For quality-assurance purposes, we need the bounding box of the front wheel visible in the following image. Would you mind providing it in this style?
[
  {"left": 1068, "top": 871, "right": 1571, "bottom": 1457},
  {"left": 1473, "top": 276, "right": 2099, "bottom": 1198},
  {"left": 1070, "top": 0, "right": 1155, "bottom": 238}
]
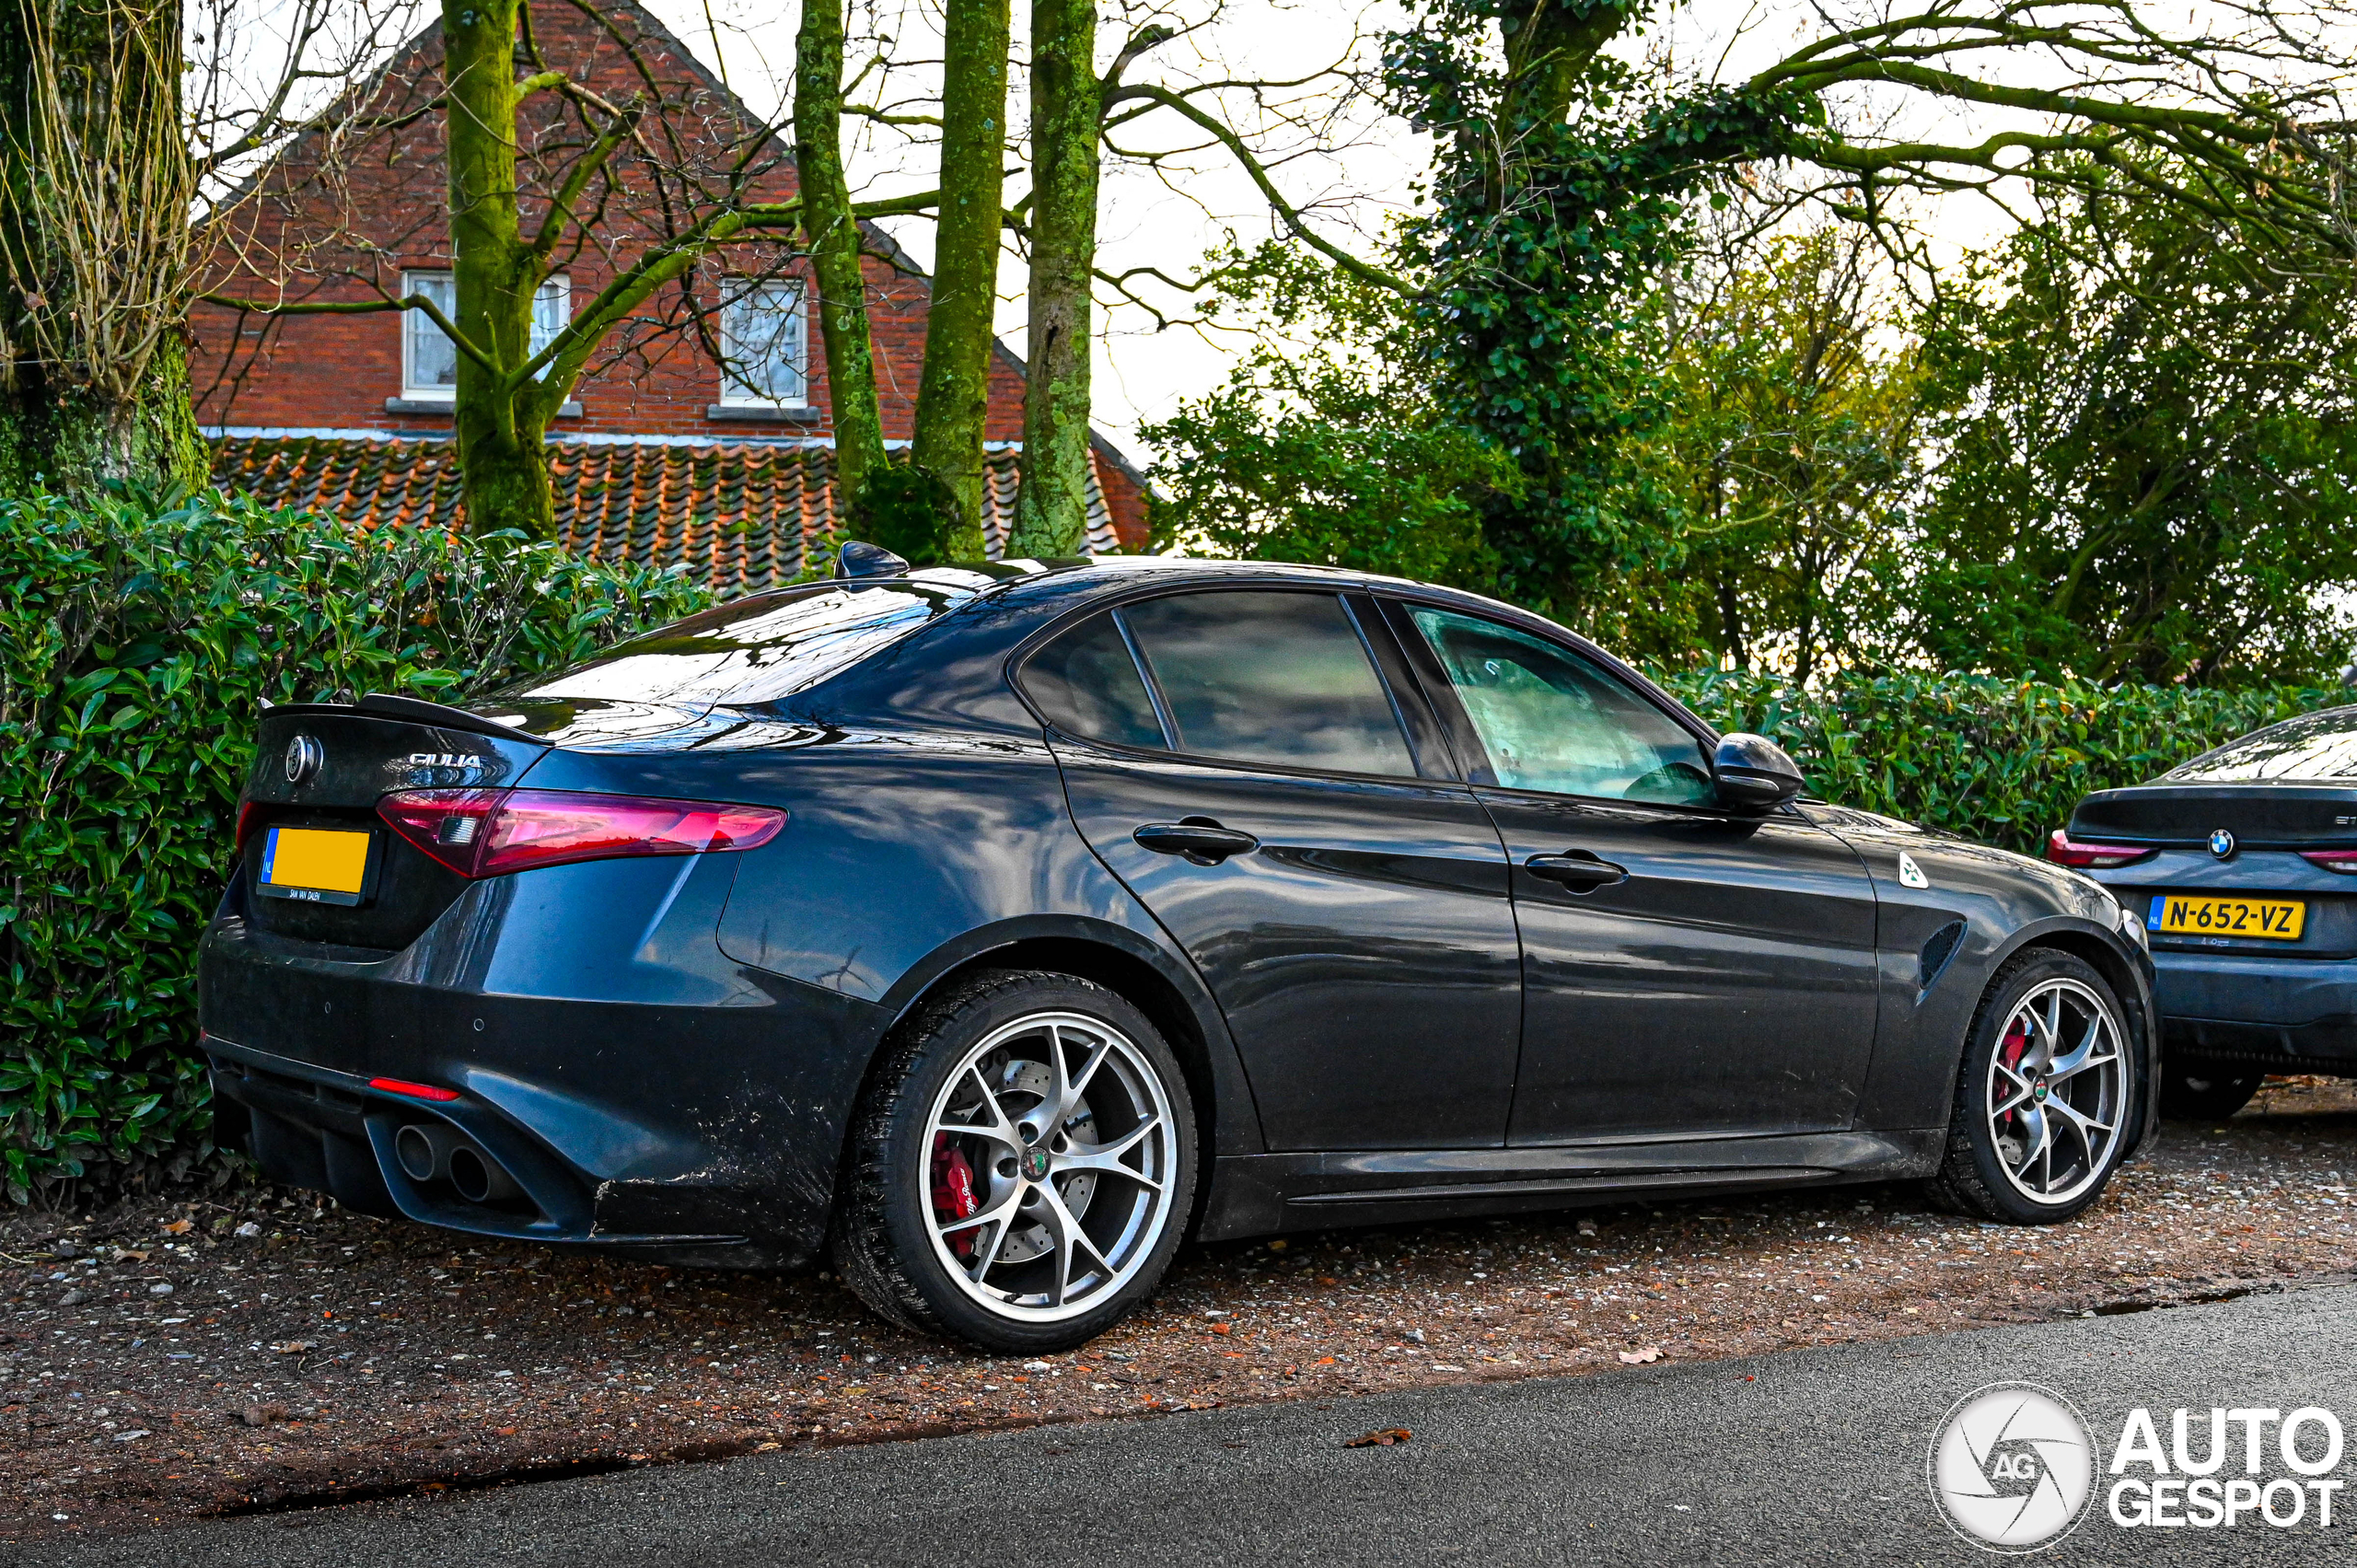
[
  {"left": 833, "top": 970, "right": 1196, "bottom": 1353},
  {"left": 1925, "top": 950, "right": 2138, "bottom": 1225}
]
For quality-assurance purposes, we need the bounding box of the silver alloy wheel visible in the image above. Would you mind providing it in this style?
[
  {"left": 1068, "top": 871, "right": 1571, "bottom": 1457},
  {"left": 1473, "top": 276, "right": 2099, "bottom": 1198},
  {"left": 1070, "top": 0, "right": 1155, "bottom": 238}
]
[
  {"left": 921, "top": 1010, "right": 1178, "bottom": 1323},
  {"left": 1985, "top": 977, "right": 2126, "bottom": 1206}
]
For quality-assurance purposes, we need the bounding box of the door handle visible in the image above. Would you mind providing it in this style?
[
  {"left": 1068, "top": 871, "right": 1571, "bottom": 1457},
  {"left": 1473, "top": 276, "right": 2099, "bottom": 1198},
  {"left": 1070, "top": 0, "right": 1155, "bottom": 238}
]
[
  {"left": 1524, "top": 852, "right": 1627, "bottom": 891},
  {"left": 1134, "top": 819, "right": 1260, "bottom": 865}
]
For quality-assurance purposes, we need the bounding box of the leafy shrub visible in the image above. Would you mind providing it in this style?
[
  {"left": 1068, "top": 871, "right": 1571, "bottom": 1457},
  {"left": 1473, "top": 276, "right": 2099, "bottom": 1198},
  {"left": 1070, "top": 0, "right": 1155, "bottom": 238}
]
[
  {"left": 1666, "top": 668, "right": 2341, "bottom": 854},
  {"left": 0, "top": 490, "right": 711, "bottom": 1202}
]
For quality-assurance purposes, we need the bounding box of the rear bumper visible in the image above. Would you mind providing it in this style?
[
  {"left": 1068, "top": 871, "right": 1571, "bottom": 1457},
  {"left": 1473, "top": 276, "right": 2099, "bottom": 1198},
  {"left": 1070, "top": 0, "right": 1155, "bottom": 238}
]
[
  {"left": 197, "top": 854, "right": 892, "bottom": 1268},
  {"left": 2153, "top": 948, "right": 2357, "bottom": 1067}
]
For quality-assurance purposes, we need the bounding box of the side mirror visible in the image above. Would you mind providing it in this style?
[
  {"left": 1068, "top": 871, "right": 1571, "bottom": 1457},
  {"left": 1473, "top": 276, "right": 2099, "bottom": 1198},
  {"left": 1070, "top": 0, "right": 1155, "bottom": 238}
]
[{"left": 1713, "top": 732, "right": 1805, "bottom": 815}]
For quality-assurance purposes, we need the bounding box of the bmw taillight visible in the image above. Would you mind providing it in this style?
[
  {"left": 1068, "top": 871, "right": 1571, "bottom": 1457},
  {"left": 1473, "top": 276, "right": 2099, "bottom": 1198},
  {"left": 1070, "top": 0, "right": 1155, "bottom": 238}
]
[
  {"left": 377, "top": 787, "right": 785, "bottom": 878},
  {"left": 2045, "top": 830, "right": 2157, "bottom": 869},
  {"left": 2301, "top": 849, "right": 2357, "bottom": 875}
]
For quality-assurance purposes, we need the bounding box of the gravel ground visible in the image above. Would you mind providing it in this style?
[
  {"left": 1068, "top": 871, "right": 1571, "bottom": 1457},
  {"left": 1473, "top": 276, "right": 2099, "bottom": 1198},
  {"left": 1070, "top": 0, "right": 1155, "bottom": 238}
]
[{"left": 7, "top": 1078, "right": 2357, "bottom": 1547}]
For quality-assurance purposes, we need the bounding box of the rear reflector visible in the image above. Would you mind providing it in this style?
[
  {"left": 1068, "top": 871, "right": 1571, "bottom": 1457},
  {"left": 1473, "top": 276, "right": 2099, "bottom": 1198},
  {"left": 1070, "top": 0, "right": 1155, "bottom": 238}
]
[
  {"left": 2302, "top": 849, "right": 2357, "bottom": 874},
  {"left": 369, "top": 1077, "right": 461, "bottom": 1102},
  {"left": 2046, "top": 830, "right": 2157, "bottom": 869},
  {"left": 376, "top": 787, "right": 786, "bottom": 878}
]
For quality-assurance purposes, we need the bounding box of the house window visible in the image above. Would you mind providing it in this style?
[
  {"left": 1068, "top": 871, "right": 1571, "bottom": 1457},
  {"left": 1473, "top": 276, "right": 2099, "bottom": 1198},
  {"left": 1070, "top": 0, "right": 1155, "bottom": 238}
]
[
  {"left": 401, "top": 271, "right": 570, "bottom": 400},
  {"left": 716, "top": 280, "right": 807, "bottom": 406}
]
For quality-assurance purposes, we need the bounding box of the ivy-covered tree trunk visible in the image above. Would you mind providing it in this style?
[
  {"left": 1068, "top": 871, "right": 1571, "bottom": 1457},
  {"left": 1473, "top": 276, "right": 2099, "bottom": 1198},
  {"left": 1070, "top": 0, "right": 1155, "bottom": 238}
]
[
  {"left": 795, "top": 0, "right": 886, "bottom": 545},
  {"left": 1006, "top": 0, "right": 1097, "bottom": 557},
  {"left": 0, "top": 0, "right": 209, "bottom": 497},
  {"left": 911, "top": 0, "right": 1012, "bottom": 558},
  {"left": 442, "top": 0, "right": 556, "bottom": 540}
]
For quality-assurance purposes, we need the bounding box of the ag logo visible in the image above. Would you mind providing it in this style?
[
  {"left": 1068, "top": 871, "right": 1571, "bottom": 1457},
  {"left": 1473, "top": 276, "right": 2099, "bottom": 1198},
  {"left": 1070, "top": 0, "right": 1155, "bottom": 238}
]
[{"left": 1928, "top": 1382, "right": 2095, "bottom": 1552}]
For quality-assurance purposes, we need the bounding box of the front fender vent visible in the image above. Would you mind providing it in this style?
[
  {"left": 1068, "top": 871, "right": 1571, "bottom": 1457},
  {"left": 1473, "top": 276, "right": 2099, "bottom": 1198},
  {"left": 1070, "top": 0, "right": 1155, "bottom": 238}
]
[{"left": 1919, "top": 920, "right": 1966, "bottom": 993}]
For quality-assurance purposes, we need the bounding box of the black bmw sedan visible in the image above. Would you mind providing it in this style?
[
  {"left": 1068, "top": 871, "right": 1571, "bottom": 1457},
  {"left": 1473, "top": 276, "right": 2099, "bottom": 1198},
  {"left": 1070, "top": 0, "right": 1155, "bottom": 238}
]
[
  {"left": 202, "top": 551, "right": 2156, "bottom": 1351},
  {"left": 2056, "top": 704, "right": 2357, "bottom": 1121}
]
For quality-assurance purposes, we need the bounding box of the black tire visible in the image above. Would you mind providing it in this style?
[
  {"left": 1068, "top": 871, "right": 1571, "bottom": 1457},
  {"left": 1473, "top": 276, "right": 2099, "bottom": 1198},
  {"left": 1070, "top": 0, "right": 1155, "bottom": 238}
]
[
  {"left": 2157, "top": 1060, "right": 2264, "bottom": 1121},
  {"left": 1924, "top": 949, "right": 2138, "bottom": 1225},
  {"left": 831, "top": 969, "right": 1197, "bottom": 1353}
]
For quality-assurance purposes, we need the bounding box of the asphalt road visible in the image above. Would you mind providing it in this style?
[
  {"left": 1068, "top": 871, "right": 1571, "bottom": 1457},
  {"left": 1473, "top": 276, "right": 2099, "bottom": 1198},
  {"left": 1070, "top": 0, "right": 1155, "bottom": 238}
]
[{"left": 20, "top": 1284, "right": 2357, "bottom": 1567}]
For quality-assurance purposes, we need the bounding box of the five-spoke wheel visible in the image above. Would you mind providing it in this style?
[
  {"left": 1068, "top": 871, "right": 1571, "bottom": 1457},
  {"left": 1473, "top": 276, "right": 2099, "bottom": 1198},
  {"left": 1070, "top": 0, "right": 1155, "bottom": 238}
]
[
  {"left": 1930, "top": 949, "right": 2141, "bottom": 1224},
  {"left": 834, "top": 970, "right": 1196, "bottom": 1352}
]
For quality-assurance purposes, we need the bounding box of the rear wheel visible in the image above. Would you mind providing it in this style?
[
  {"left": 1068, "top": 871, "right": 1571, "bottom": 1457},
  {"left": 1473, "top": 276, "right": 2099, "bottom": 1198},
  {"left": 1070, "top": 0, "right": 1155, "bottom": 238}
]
[
  {"left": 2157, "top": 1060, "right": 2264, "bottom": 1121},
  {"left": 1926, "top": 950, "right": 2136, "bottom": 1225},
  {"left": 833, "top": 970, "right": 1196, "bottom": 1353}
]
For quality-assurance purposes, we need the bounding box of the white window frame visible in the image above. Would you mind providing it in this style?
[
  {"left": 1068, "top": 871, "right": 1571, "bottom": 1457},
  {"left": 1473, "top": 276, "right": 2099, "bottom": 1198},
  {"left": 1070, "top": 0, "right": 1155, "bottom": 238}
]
[
  {"left": 400, "top": 270, "right": 571, "bottom": 401},
  {"left": 715, "top": 278, "right": 808, "bottom": 408}
]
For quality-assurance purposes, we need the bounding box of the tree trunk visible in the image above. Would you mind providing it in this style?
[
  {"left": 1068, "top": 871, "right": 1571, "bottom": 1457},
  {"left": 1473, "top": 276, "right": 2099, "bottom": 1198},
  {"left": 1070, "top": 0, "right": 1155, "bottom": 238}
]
[
  {"left": 0, "top": 0, "right": 208, "bottom": 497},
  {"left": 795, "top": 0, "right": 886, "bottom": 554},
  {"left": 442, "top": 0, "right": 554, "bottom": 539},
  {"left": 1006, "top": 0, "right": 1097, "bottom": 558},
  {"left": 911, "top": 0, "right": 1011, "bottom": 559}
]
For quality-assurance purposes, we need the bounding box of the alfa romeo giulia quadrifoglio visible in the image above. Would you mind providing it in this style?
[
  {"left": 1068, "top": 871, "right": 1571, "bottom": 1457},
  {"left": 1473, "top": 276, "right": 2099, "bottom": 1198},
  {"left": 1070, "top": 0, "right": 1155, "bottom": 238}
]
[
  {"left": 2057, "top": 704, "right": 2357, "bottom": 1121},
  {"left": 201, "top": 547, "right": 2157, "bottom": 1351}
]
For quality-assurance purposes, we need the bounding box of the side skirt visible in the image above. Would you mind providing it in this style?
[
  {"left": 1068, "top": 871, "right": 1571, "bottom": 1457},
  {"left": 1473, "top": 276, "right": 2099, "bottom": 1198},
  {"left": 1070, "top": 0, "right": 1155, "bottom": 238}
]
[{"left": 1195, "top": 1129, "right": 1946, "bottom": 1242}]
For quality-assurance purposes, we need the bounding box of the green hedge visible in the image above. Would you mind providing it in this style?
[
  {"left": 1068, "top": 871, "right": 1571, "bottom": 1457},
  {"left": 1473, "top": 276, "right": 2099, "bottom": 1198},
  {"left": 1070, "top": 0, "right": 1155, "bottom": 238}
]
[
  {"left": 0, "top": 491, "right": 711, "bottom": 1202},
  {"left": 1665, "top": 668, "right": 2342, "bottom": 854}
]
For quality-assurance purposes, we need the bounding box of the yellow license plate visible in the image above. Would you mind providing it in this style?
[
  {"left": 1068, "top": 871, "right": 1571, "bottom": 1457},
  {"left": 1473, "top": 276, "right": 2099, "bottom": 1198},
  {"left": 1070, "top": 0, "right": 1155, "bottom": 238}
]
[
  {"left": 2150, "top": 894, "right": 2305, "bottom": 941},
  {"left": 259, "top": 826, "right": 373, "bottom": 906}
]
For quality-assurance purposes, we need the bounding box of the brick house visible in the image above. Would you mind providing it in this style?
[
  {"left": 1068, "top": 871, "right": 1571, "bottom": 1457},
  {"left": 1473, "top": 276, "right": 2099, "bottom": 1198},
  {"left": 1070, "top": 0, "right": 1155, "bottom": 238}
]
[{"left": 193, "top": 0, "right": 1150, "bottom": 590}]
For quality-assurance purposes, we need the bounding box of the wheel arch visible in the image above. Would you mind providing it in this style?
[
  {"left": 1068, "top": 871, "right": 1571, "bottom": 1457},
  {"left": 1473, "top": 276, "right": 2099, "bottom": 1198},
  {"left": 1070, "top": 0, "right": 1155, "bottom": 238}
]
[
  {"left": 868, "top": 916, "right": 1265, "bottom": 1169},
  {"left": 1983, "top": 918, "right": 2161, "bottom": 1161}
]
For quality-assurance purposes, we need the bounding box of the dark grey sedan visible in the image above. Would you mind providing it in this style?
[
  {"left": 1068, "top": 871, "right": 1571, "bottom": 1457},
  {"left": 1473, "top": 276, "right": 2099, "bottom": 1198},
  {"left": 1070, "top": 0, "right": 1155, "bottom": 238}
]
[{"left": 2059, "top": 704, "right": 2357, "bottom": 1118}]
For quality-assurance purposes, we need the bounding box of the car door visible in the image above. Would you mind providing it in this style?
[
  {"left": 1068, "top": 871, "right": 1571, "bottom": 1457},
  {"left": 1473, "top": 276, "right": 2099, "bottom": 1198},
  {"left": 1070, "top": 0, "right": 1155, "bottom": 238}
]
[
  {"left": 1385, "top": 599, "right": 1882, "bottom": 1146},
  {"left": 1021, "top": 587, "right": 1523, "bottom": 1152}
]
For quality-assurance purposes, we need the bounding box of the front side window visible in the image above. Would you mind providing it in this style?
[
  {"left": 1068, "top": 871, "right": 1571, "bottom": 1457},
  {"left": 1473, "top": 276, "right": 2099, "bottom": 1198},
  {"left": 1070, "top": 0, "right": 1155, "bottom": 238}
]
[
  {"left": 402, "top": 271, "right": 568, "bottom": 398},
  {"left": 718, "top": 280, "right": 807, "bottom": 406},
  {"left": 1119, "top": 590, "right": 1415, "bottom": 776},
  {"left": 1411, "top": 606, "right": 1713, "bottom": 804}
]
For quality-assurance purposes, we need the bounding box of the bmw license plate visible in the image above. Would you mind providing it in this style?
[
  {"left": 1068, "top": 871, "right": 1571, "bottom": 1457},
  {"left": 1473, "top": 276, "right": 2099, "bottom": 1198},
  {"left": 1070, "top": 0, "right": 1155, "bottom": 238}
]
[
  {"left": 2148, "top": 893, "right": 2305, "bottom": 941},
  {"left": 257, "top": 825, "right": 376, "bottom": 906}
]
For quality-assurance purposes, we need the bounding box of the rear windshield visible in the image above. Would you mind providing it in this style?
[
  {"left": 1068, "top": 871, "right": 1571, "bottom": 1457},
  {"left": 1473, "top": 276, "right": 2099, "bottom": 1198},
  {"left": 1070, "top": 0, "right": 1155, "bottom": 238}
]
[
  {"left": 2164, "top": 705, "right": 2357, "bottom": 783},
  {"left": 497, "top": 582, "right": 967, "bottom": 711}
]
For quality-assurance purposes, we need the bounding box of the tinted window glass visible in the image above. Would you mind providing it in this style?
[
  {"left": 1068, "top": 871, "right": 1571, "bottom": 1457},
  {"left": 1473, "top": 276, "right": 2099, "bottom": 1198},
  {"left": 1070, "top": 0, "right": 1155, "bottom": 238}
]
[
  {"left": 2165, "top": 706, "right": 2357, "bottom": 782},
  {"left": 501, "top": 583, "right": 965, "bottom": 710},
  {"left": 1022, "top": 612, "right": 1166, "bottom": 749},
  {"left": 1120, "top": 591, "right": 1415, "bottom": 775},
  {"left": 1412, "top": 607, "right": 1713, "bottom": 804}
]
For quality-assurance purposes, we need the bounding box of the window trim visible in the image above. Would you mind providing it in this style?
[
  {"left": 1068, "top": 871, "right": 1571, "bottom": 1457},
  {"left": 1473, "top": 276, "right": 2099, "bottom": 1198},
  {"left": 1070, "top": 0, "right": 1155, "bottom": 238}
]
[
  {"left": 714, "top": 277, "right": 809, "bottom": 409},
  {"left": 1377, "top": 592, "right": 1740, "bottom": 815},
  {"left": 400, "top": 270, "right": 570, "bottom": 401},
  {"left": 1010, "top": 584, "right": 1437, "bottom": 785}
]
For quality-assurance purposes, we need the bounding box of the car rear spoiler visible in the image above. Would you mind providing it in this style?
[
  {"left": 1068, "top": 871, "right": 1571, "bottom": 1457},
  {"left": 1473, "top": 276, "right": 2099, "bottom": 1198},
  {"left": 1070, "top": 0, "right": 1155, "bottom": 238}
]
[{"left": 261, "top": 692, "right": 555, "bottom": 747}]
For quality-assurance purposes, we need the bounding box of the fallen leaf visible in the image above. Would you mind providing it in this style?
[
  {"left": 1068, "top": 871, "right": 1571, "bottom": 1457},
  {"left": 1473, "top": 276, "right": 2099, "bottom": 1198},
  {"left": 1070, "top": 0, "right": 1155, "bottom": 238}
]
[
  {"left": 1618, "top": 1346, "right": 1663, "bottom": 1365},
  {"left": 271, "top": 1340, "right": 318, "bottom": 1355},
  {"left": 159, "top": 1219, "right": 193, "bottom": 1236},
  {"left": 495, "top": 1426, "right": 517, "bottom": 1436},
  {"left": 1346, "top": 1428, "right": 1411, "bottom": 1448},
  {"left": 1210, "top": 1322, "right": 1231, "bottom": 1336}
]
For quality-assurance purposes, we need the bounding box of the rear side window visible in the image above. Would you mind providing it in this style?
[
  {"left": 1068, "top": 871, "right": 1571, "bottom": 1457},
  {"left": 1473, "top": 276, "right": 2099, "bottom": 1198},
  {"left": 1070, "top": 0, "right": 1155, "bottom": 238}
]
[
  {"left": 1120, "top": 590, "right": 1416, "bottom": 776},
  {"left": 1021, "top": 612, "right": 1167, "bottom": 749},
  {"left": 2165, "top": 706, "right": 2357, "bottom": 782}
]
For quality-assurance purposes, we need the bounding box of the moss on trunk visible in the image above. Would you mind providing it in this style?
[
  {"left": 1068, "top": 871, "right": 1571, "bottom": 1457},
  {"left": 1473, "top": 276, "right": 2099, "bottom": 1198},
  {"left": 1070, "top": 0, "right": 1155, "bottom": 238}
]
[
  {"left": 910, "top": 0, "right": 1011, "bottom": 559},
  {"left": 1006, "top": 0, "right": 1098, "bottom": 558},
  {"left": 795, "top": 0, "right": 887, "bottom": 562}
]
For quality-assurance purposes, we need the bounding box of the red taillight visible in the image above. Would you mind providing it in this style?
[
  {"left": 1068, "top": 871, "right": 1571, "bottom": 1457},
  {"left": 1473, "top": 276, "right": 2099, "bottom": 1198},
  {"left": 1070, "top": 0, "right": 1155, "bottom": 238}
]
[
  {"left": 376, "top": 787, "right": 786, "bottom": 878},
  {"left": 235, "top": 796, "right": 264, "bottom": 852},
  {"left": 2302, "top": 849, "right": 2357, "bottom": 874},
  {"left": 369, "top": 1077, "right": 461, "bottom": 1102},
  {"left": 2045, "top": 829, "right": 2157, "bottom": 869}
]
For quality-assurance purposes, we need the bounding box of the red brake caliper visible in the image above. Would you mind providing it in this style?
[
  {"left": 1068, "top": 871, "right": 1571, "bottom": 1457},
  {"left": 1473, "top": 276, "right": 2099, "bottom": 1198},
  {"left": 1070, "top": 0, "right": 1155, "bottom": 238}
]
[
  {"left": 1996, "top": 1019, "right": 2030, "bottom": 1132},
  {"left": 931, "top": 1132, "right": 980, "bottom": 1259}
]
